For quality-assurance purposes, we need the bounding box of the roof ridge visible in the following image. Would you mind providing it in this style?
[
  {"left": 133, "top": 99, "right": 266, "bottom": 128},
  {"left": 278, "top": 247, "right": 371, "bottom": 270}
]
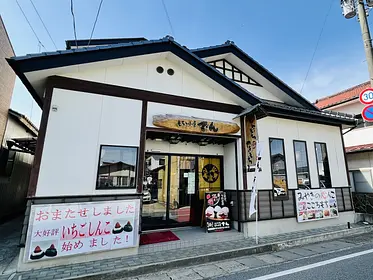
[{"left": 316, "top": 81, "right": 370, "bottom": 102}]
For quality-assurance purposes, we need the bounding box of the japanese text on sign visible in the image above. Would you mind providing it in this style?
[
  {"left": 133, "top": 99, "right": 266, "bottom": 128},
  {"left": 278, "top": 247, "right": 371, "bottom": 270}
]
[
  {"left": 295, "top": 189, "right": 338, "bottom": 223},
  {"left": 25, "top": 200, "right": 140, "bottom": 262}
]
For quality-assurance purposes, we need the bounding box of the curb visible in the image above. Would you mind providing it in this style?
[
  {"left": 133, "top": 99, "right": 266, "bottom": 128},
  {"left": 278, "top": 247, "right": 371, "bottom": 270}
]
[{"left": 65, "top": 225, "right": 373, "bottom": 280}]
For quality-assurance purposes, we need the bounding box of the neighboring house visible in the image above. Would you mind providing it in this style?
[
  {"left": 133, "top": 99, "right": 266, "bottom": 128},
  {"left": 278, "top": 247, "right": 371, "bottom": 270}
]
[
  {"left": 0, "top": 109, "right": 38, "bottom": 222},
  {"left": 7, "top": 37, "right": 356, "bottom": 270},
  {"left": 0, "top": 16, "right": 16, "bottom": 145},
  {"left": 315, "top": 82, "right": 373, "bottom": 193}
]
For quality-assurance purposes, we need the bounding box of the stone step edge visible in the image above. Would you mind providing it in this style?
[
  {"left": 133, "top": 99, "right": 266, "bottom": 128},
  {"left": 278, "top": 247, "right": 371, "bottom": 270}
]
[{"left": 66, "top": 225, "right": 373, "bottom": 280}]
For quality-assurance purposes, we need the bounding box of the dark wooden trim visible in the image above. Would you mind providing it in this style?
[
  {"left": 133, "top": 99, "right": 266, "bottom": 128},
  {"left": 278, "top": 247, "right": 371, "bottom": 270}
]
[
  {"left": 137, "top": 101, "right": 148, "bottom": 193},
  {"left": 27, "top": 79, "right": 54, "bottom": 197},
  {"left": 234, "top": 140, "right": 241, "bottom": 231},
  {"left": 47, "top": 76, "right": 244, "bottom": 114},
  {"left": 240, "top": 116, "right": 248, "bottom": 190},
  {"left": 339, "top": 125, "right": 351, "bottom": 186}
]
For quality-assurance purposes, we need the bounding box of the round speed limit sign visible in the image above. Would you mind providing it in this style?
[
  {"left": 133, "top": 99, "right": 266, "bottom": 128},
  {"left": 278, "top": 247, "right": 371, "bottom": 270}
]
[{"left": 360, "top": 88, "right": 373, "bottom": 105}]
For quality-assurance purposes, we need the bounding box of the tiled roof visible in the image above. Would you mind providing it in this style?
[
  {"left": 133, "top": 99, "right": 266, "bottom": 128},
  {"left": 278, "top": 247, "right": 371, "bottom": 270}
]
[
  {"left": 314, "top": 81, "right": 370, "bottom": 109},
  {"left": 346, "top": 143, "right": 373, "bottom": 153}
]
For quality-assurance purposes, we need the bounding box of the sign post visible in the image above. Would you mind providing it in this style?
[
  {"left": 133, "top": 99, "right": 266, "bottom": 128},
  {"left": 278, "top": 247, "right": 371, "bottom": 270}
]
[{"left": 360, "top": 88, "right": 373, "bottom": 122}]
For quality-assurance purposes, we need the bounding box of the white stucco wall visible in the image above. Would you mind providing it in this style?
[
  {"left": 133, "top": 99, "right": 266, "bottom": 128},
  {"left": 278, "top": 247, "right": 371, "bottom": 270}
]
[
  {"left": 61, "top": 55, "right": 248, "bottom": 107},
  {"left": 36, "top": 88, "right": 142, "bottom": 197},
  {"left": 237, "top": 83, "right": 283, "bottom": 103},
  {"left": 223, "top": 142, "right": 237, "bottom": 191},
  {"left": 247, "top": 117, "right": 349, "bottom": 190},
  {"left": 344, "top": 126, "right": 373, "bottom": 147}
]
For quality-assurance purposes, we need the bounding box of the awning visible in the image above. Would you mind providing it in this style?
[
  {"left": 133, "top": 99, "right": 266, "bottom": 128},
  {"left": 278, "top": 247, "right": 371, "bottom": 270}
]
[{"left": 235, "top": 101, "right": 357, "bottom": 128}]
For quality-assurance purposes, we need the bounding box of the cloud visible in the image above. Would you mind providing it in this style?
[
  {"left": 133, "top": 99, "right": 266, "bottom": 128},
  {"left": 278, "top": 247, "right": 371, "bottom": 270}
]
[{"left": 287, "top": 53, "right": 368, "bottom": 102}]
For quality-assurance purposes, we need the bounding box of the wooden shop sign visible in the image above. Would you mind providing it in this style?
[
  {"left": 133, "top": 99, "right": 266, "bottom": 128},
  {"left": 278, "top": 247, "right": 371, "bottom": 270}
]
[{"left": 152, "top": 114, "right": 240, "bottom": 135}]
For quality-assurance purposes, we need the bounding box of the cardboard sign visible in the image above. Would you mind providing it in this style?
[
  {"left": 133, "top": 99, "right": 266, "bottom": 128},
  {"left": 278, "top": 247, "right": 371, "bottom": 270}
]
[
  {"left": 205, "top": 192, "right": 230, "bottom": 232},
  {"left": 25, "top": 200, "right": 140, "bottom": 262},
  {"left": 295, "top": 189, "right": 338, "bottom": 223}
]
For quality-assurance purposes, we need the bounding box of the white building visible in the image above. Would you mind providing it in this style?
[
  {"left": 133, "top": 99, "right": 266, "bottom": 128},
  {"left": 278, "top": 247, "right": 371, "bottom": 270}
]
[
  {"left": 7, "top": 37, "right": 356, "bottom": 270},
  {"left": 315, "top": 82, "right": 373, "bottom": 193}
]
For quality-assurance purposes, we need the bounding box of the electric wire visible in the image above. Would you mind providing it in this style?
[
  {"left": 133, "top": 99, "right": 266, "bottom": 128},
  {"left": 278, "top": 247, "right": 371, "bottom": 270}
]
[
  {"left": 15, "top": 0, "right": 46, "bottom": 51},
  {"left": 29, "top": 0, "right": 58, "bottom": 50},
  {"left": 161, "top": 0, "right": 175, "bottom": 37},
  {"left": 87, "top": 0, "right": 104, "bottom": 46},
  {"left": 300, "top": 0, "right": 334, "bottom": 93}
]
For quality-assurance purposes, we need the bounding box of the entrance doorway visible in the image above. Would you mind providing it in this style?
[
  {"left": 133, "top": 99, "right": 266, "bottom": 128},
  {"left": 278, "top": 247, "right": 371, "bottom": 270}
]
[{"left": 142, "top": 153, "right": 223, "bottom": 231}]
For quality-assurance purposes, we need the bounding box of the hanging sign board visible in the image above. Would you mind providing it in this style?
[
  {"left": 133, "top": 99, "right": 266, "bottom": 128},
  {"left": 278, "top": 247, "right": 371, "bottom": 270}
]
[
  {"left": 153, "top": 114, "right": 240, "bottom": 135},
  {"left": 205, "top": 192, "right": 231, "bottom": 232},
  {"left": 245, "top": 116, "right": 257, "bottom": 171},
  {"left": 295, "top": 189, "right": 338, "bottom": 223},
  {"left": 25, "top": 200, "right": 140, "bottom": 262}
]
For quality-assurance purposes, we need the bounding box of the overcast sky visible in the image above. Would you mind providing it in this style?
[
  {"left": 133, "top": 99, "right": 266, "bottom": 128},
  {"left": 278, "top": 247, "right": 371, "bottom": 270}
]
[{"left": 1, "top": 0, "right": 370, "bottom": 127}]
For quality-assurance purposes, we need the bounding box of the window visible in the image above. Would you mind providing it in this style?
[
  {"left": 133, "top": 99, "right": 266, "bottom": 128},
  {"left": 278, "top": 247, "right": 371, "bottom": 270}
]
[
  {"left": 350, "top": 170, "right": 373, "bottom": 193},
  {"left": 96, "top": 146, "right": 138, "bottom": 189},
  {"left": 293, "top": 141, "right": 311, "bottom": 189},
  {"left": 269, "top": 138, "right": 289, "bottom": 200},
  {"left": 314, "top": 142, "right": 331, "bottom": 188},
  {"left": 208, "top": 59, "right": 262, "bottom": 87}
]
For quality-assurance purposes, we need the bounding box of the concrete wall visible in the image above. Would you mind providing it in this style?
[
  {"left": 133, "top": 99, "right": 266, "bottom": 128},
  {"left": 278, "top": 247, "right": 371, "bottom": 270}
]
[
  {"left": 242, "top": 211, "right": 354, "bottom": 237},
  {"left": 248, "top": 117, "right": 348, "bottom": 190},
  {"left": 0, "top": 16, "right": 15, "bottom": 144},
  {"left": 36, "top": 88, "right": 142, "bottom": 197}
]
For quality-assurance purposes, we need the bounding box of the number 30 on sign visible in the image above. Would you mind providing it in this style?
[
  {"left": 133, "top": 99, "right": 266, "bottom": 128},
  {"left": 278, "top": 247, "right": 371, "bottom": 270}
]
[{"left": 359, "top": 88, "right": 373, "bottom": 105}]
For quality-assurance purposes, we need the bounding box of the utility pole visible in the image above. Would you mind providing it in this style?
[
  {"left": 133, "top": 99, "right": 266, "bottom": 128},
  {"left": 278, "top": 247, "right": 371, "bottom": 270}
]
[{"left": 357, "top": 0, "right": 373, "bottom": 87}]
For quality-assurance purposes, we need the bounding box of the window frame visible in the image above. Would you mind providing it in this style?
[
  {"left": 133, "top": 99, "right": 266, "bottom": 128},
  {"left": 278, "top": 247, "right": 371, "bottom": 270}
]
[
  {"left": 96, "top": 144, "right": 138, "bottom": 190},
  {"left": 269, "top": 137, "right": 289, "bottom": 201},
  {"left": 314, "top": 142, "right": 332, "bottom": 188},
  {"left": 293, "top": 140, "right": 311, "bottom": 189}
]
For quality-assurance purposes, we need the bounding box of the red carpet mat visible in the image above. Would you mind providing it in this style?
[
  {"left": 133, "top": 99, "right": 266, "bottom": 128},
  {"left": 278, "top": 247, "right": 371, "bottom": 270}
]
[{"left": 140, "top": 230, "right": 180, "bottom": 245}]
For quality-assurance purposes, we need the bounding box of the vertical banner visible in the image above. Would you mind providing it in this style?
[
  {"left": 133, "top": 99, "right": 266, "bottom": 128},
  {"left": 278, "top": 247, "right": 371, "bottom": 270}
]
[
  {"left": 249, "top": 142, "right": 263, "bottom": 217},
  {"left": 245, "top": 116, "right": 257, "bottom": 171}
]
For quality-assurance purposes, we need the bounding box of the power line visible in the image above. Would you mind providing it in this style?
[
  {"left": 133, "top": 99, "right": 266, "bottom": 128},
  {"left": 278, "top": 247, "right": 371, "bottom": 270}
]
[
  {"left": 15, "top": 0, "right": 46, "bottom": 51},
  {"left": 88, "top": 0, "right": 104, "bottom": 47},
  {"left": 300, "top": 0, "right": 334, "bottom": 93},
  {"left": 70, "top": 0, "right": 78, "bottom": 49},
  {"left": 161, "top": 0, "right": 175, "bottom": 37},
  {"left": 29, "top": 0, "right": 58, "bottom": 50}
]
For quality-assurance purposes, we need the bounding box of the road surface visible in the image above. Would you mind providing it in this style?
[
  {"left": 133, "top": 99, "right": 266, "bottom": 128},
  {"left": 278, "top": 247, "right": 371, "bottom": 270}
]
[{"left": 125, "top": 233, "right": 373, "bottom": 280}]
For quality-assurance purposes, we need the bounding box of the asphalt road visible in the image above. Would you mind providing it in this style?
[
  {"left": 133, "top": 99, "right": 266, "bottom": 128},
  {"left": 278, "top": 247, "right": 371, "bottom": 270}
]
[
  {"left": 216, "top": 240, "right": 373, "bottom": 280},
  {"left": 127, "top": 233, "right": 373, "bottom": 280}
]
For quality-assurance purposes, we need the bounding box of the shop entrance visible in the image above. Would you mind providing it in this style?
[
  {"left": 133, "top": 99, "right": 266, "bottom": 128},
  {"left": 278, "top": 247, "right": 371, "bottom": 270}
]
[{"left": 142, "top": 153, "right": 223, "bottom": 231}]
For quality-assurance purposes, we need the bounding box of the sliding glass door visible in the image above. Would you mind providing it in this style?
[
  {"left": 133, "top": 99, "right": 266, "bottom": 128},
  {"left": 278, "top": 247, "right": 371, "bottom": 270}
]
[{"left": 142, "top": 153, "right": 223, "bottom": 230}]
